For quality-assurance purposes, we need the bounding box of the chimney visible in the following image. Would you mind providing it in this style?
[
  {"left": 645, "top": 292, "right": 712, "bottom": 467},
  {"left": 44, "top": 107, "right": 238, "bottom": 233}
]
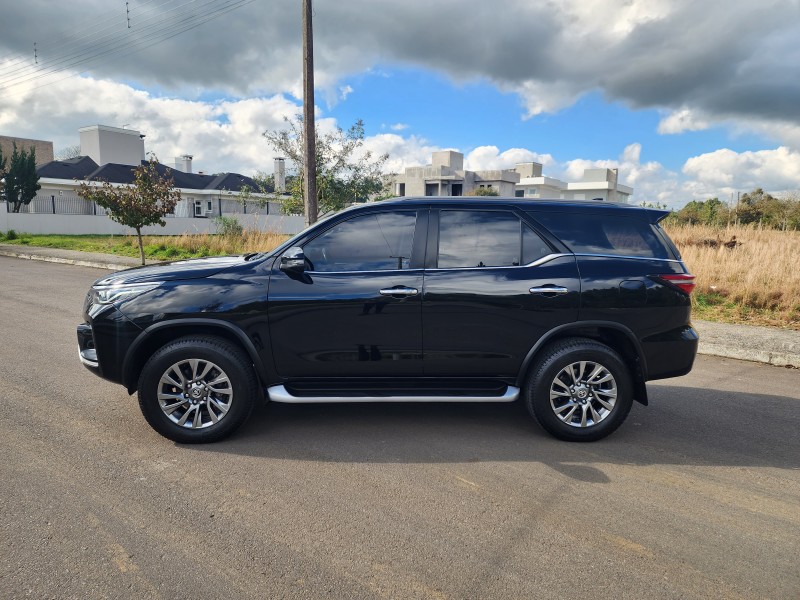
[
  {"left": 274, "top": 157, "right": 286, "bottom": 192},
  {"left": 174, "top": 155, "right": 193, "bottom": 173}
]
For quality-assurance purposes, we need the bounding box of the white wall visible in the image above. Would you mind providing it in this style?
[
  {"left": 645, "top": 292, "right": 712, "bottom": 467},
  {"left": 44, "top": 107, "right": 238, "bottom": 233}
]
[
  {"left": 79, "top": 125, "right": 145, "bottom": 166},
  {"left": 0, "top": 203, "right": 304, "bottom": 236}
]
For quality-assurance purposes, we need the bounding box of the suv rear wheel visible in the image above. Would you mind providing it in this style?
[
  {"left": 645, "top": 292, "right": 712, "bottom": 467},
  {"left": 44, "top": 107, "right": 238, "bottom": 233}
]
[
  {"left": 525, "top": 338, "right": 633, "bottom": 442},
  {"left": 138, "top": 336, "right": 257, "bottom": 443}
]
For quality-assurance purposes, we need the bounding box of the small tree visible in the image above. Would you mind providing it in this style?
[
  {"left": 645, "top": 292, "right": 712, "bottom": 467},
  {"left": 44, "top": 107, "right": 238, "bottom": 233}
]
[
  {"left": 5, "top": 143, "right": 41, "bottom": 212},
  {"left": 263, "top": 117, "right": 390, "bottom": 218},
  {"left": 466, "top": 187, "right": 499, "bottom": 197},
  {"left": 77, "top": 156, "right": 181, "bottom": 265}
]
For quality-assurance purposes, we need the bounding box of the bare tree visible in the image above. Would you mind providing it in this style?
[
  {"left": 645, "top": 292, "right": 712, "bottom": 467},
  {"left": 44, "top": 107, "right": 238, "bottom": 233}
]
[{"left": 55, "top": 145, "right": 82, "bottom": 160}]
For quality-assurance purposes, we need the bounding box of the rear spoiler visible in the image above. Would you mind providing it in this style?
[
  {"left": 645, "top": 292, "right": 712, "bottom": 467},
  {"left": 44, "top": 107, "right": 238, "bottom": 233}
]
[{"left": 648, "top": 209, "right": 671, "bottom": 224}]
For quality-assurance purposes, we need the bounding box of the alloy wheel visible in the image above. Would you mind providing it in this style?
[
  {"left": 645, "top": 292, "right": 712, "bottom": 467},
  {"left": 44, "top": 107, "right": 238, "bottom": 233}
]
[
  {"left": 157, "top": 358, "right": 233, "bottom": 429},
  {"left": 549, "top": 360, "right": 617, "bottom": 428}
]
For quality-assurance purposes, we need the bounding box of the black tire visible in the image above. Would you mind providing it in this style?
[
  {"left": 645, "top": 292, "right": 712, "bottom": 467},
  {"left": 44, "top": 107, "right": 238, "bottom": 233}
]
[
  {"left": 525, "top": 338, "right": 633, "bottom": 442},
  {"left": 137, "top": 336, "right": 257, "bottom": 443}
]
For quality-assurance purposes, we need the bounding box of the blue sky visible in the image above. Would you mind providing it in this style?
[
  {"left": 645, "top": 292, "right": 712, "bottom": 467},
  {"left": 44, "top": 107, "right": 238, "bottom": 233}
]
[
  {"left": 0, "top": 0, "right": 799, "bottom": 207},
  {"left": 330, "top": 66, "right": 774, "bottom": 172}
]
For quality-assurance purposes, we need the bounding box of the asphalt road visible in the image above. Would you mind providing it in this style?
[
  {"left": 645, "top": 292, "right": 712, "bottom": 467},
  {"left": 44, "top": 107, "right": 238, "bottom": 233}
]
[{"left": 1, "top": 255, "right": 798, "bottom": 600}]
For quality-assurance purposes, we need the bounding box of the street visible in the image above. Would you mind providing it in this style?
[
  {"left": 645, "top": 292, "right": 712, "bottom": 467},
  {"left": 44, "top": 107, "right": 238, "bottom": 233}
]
[{"left": 1, "top": 255, "right": 798, "bottom": 599}]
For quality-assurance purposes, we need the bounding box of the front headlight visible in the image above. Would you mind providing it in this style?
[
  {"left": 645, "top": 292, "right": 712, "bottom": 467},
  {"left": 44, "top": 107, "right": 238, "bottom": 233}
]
[{"left": 91, "top": 282, "right": 163, "bottom": 305}]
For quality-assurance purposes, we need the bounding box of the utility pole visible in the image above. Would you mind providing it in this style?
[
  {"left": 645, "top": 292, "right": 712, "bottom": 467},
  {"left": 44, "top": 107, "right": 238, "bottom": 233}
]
[{"left": 302, "top": 0, "right": 318, "bottom": 226}]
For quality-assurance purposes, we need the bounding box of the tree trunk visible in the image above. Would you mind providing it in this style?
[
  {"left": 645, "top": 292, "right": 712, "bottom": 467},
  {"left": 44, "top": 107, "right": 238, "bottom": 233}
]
[{"left": 136, "top": 227, "right": 145, "bottom": 265}]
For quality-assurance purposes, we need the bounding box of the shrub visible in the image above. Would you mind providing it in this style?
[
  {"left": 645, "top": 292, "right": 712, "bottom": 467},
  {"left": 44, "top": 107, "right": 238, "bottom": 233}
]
[
  {"left": 213, "top": 216, "right": 243, "bottom": 238},
  {"left": 5, "top": 229, "right": 17, "bottom": 241}
]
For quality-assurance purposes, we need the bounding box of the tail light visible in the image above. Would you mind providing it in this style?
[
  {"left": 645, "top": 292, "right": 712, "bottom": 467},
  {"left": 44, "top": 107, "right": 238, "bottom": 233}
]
[{"left": 657, "top": 273, "right": 696, "bottom": 295}]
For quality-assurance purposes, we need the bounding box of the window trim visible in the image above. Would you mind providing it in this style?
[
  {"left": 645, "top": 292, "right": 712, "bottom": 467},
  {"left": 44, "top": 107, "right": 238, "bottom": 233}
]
[{"left": 424, "top": 253, "right": 571, "bottom": 272}]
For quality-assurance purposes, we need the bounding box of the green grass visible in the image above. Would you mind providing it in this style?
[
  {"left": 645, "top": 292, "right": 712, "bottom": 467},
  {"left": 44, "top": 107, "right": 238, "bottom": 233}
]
[
  {"left": 0, "top": 233, "right": 212, "bottom": 261},
  {"left": 692, "top": 292, "right": 800, "bottom": 330}
]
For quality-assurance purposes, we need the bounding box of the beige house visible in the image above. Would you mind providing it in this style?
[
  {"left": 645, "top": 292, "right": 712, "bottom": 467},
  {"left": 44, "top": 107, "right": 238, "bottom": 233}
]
[
  {"left": 0, "top": 134, "right": 54, "bottom": 164},
  {"left": 389, "top": 150, "right": 633, "bottom": 202}
]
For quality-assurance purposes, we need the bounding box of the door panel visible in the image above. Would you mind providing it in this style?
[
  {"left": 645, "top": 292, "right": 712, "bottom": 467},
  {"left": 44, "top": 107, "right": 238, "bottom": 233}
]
[
  {"left": 268, "top": 269, "right": 423, "bottom": 377},
  {"left": 421, "top": 208, "right": 579, "bottom": 378},
  {"left": 268, "top": 209, "right": 424, "bottom": 378},
  {"left": 422, "top": 257, "right": 580, "bottom": 377}
]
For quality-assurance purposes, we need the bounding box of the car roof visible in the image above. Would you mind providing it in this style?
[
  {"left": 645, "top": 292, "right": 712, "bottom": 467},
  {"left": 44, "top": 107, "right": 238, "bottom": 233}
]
[{"left": 360, "top": 197, "right": 666, "bottom": 220}]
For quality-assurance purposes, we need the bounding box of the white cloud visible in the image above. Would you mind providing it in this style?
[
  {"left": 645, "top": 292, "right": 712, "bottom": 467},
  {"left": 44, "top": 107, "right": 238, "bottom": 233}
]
[
  {"left": 361, "top": 134, "right": 442, "bottom": 174},
  {"left": 0, "top": 75, "right": 302, "bottom": 175},
  {"left": 390, "top": 123, "right": 409, "bottom": 131},
  {"left": 464, "top": 146, "right": 556, "bottom": 171},
  {"left": 339, "top": 85, "right": 354, "bottom": 101},
  {"left": 560, "top": 143, "right": 681, "bottom": 206},
  {"left": 657, "top": 108, "right": 711, "bottom": 134},
  {"left": 681, "top": 146, "right": 800, "bottom": 198}
]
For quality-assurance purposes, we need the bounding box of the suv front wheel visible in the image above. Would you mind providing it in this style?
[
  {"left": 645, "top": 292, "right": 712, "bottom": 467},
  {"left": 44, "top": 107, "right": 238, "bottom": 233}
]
[
  {"left": 137, "top": 336, "right": 257, "bottom": 443},
  {"left": 525, "top": 338, "right": 633, "bottom": 442}
]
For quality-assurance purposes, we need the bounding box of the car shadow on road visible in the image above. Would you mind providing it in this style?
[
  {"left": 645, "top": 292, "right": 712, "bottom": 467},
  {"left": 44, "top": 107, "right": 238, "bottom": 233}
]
[{"left": 191, "top": 384, "right": 800, "bottom": 482}]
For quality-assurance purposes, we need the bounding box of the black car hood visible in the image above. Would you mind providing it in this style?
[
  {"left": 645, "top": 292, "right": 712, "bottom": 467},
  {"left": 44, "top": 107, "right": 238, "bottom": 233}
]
[{"left": 94, "top": 255, "right": 248, "bottom": 286}]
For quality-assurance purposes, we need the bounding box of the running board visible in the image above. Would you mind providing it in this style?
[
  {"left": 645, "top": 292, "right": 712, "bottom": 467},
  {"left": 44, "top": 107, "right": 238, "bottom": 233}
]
[{"left": 267, "top": 385, "right": 520, "bottom": 404}]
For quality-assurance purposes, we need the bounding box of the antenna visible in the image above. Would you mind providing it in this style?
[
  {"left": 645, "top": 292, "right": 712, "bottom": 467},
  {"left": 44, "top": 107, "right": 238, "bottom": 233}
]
[
  {"left": 34, "top": 42, "right": 37, "bottom": 64},
  {"left": 126, "top": 2, "right": 131, "bottom": 28}
]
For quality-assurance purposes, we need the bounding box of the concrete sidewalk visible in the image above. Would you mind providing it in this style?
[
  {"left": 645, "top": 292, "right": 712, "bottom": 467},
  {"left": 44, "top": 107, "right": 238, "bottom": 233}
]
[
  {"left": 2, "top": 242, "right": 798, "bottom": 368},
  {"left": 0, "top": 242, "right": 156, "bottom": 271}
]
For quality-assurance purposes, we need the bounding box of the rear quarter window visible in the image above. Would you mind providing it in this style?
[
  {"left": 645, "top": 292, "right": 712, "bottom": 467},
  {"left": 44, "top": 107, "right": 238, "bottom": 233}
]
[{"left": 530, "top": 212, "right": 670, "bottom": 259}]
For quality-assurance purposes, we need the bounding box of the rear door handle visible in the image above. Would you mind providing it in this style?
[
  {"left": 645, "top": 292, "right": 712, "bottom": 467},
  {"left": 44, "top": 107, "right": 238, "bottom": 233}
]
[
  {"left": 379, "top": 287, "right": 419, "bottom": 297},
  {"left": 529, "top": 286, "right": 569, "bottom": 295}
]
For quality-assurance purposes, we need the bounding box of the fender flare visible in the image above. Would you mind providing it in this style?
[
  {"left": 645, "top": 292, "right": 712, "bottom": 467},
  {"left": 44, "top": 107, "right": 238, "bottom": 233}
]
[
  {"left": 515, "top": 321, "right": 649, "bottom": 405},
  {"left": 122, "top": 318, "right": 273, "bottom": 393}
]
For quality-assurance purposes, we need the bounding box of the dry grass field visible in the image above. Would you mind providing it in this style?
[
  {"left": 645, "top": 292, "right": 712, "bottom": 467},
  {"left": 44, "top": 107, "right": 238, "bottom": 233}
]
[
  {"left": 141, "top": 228, "right": 289, "bottom": 256},
  {"left": 663, "top": 223, "right": 800, "bottom": 329}
]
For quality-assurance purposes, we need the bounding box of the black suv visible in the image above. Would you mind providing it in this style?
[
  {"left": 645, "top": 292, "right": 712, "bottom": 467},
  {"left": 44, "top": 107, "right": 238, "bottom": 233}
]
[{"left": 77, "top": 198, "right": 698, "bottom": 443}]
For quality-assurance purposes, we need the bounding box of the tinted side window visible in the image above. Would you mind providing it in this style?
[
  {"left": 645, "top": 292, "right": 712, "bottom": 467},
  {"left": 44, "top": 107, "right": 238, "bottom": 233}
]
[
  {"left": 303, "top": 211, "right": 416, "bottom": 272},
  {"left": 522, "top": 224, "right": 552, "bottom": 264},
  {"left": 438, "top": 211, "right": 520, "bottom": 268},
  {"left": 532, "top": 212, "right": 669, "bottom": 259},
  {"left": 437, "top": 210, "right": 551, "bottom": 268}
]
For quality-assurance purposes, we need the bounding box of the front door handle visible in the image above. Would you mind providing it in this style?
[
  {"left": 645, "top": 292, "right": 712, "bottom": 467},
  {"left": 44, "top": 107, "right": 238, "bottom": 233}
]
[
  {"left": 529, "top": 286, "right": 569, "bottom": 295},
  {"left": 379, "top": 287, "right": 419, "bottom": 297}
]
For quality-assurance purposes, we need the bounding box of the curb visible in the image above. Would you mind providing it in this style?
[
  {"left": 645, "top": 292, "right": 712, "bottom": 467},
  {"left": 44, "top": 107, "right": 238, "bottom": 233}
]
[
  {"left": 696, "top": 341, "right": 798, "bottom": 369},
  {"left": 0, "top": 247, "right": 147, "bottom": 271},
  {"left": 2, "top": 246, "right": 797, "bottom": 369}
]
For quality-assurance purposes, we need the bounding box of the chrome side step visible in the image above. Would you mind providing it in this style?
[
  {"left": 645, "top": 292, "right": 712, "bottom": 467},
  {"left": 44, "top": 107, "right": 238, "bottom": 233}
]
[{"left": 267, "top": 385, "right": 520, "bottom": 404}]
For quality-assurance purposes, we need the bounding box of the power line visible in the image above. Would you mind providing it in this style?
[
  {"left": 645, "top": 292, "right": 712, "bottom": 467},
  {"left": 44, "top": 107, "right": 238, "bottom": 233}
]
[
  {"left": 0, "top": 0, "right": 256, "bottom": 98},
  {"left": 0, "top": 0, "right": 252, "bottom": 93},
  {"left": 0, "top": 0, "right": 175, "bottom": 68},
  {"left": 0, "top": 0, "right": 216, "bottom": 83}
]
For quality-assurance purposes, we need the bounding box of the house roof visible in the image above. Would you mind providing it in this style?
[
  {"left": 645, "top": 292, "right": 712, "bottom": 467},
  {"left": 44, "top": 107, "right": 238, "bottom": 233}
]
[
  {"left": 36, "top": 157, "right": 275, "bottom": 193},
  {"left": 36, "top": 156, "right": 99, "bottom": 180}
]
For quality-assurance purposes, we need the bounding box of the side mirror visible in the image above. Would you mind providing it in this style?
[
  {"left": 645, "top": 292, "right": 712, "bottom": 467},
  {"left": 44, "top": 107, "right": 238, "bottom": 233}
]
[{"left": 280, "top": 246, "right": 307, "bottom": 272}]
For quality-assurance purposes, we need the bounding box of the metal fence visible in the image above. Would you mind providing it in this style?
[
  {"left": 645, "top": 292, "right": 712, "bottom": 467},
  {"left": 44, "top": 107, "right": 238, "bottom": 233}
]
[
  {"left": 9, "top": 195, "right": 108, "bottom": 216},
  {"left": 7, "top": 194, "right": 283, "bottom": 218}
]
